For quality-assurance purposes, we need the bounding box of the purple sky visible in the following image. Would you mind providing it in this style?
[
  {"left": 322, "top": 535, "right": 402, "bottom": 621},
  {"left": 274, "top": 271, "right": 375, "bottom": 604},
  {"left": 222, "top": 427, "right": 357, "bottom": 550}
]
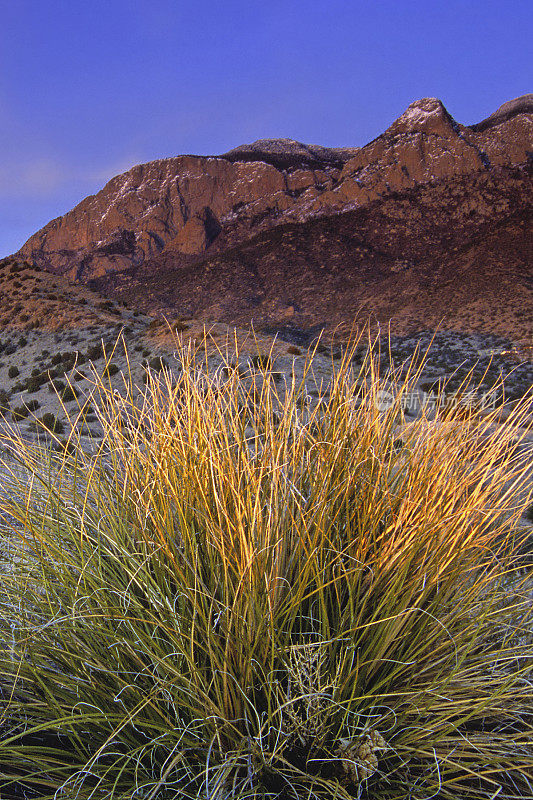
[{"left": 0, "top": 0, "right": 531, "bottom": 257}]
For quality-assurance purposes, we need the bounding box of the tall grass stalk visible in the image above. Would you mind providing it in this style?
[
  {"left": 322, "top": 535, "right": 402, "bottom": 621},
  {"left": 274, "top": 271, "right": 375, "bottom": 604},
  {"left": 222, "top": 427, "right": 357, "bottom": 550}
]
[{"left": 0, "top": 329, "right": 532, "bottom": 799}]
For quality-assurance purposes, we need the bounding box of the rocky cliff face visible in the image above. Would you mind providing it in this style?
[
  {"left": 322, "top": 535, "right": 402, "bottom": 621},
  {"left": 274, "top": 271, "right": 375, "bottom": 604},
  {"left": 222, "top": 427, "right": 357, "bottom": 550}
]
[
  {"left": 89, "top": 161, "right": 532, "bottom": 341},
  {"left": 18, "top": 95, "right": 533, "bottom": 340}
]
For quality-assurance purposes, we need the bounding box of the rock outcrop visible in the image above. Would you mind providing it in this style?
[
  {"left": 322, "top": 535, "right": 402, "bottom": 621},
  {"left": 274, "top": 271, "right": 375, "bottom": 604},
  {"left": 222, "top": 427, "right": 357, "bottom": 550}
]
[
  {"left": 17, "top": 95, "right": 533, "bottom": 341},
  {"left": 90, "top": 161, "right": 533, "bottom": 343}
]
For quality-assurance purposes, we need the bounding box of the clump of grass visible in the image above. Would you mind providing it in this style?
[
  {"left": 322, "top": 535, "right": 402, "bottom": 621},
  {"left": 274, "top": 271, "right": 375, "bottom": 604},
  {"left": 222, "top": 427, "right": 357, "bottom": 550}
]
[{"left": 0, "top": 329, "right": 532, "bottom": 799}]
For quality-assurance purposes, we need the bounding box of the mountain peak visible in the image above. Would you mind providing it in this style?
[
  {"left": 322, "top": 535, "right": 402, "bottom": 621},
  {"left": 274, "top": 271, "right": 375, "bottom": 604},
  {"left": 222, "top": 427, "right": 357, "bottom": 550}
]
[
  {"left": 220, "top": 138, "right": 359, "bottom": 169},
  {"left": 388, "top": 97, "right": 458, "bottom": 135},
  {"left": 470, "top": 93, "right": 533, "bottom": 131}
]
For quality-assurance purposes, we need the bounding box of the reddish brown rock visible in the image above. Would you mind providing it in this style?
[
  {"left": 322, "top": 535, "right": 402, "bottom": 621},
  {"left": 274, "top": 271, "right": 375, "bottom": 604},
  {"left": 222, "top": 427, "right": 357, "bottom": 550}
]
[
  {"left": 17, "top": 96, "right": 533, "bottom": 342},
  {"left": 311, "top": 97, "right": 533, "bottom": 214}
]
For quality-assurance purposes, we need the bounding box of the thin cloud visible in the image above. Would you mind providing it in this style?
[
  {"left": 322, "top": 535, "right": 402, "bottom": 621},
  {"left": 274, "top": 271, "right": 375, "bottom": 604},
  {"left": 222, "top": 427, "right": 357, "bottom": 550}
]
[
  {"left": 88, "top": 156, "right": 143, "bottom": 185},
  {"left": 0, "top": 157, "right": 71, "bottom": 199},
  {"left": 0, "top": 154, "right": 143, "bottom": 200}
]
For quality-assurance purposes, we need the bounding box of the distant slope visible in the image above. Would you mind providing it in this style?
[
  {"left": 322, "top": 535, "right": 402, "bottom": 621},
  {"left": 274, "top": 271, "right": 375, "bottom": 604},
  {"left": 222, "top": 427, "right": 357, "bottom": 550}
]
[{"left": 89, "top": 162, "right": 533, "bottom": 342}]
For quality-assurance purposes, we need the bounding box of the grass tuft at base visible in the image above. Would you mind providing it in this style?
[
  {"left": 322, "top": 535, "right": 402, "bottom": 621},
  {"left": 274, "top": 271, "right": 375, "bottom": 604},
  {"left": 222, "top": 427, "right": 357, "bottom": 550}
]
[{"left": 0, "top": 328, "right": 532, "bottom": 799}]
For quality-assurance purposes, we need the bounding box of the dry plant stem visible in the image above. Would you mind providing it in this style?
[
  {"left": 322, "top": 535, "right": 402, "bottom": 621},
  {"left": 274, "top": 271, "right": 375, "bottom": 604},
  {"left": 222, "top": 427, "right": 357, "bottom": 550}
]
[{"left": 0, "top": 326, "right": 531, "bottom": 799}]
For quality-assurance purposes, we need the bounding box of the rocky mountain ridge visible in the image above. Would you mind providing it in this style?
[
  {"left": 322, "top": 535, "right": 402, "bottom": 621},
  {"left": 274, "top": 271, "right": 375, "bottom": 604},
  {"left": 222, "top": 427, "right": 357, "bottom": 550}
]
[
  {"left": 18, "top": 94, "right": 533, "bottom": 341},
  {"left": 89, "top": 161, "right": 531, "bottom": 340}
]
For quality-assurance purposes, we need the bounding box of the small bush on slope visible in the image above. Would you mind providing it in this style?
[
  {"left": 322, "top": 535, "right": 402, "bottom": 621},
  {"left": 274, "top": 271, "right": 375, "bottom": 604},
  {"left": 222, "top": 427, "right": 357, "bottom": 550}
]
[{"left": 0, "top": 330, "right": 532, "bottom": 799}]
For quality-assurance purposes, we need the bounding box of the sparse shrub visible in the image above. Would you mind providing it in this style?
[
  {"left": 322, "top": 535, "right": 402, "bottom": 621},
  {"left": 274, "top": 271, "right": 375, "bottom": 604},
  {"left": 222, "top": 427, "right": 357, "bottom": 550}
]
[
  {"left": 102, "top": 363, "right": 119, "bottom": 378},
  {"left": 54, "top": 437, "right": 76, "bottom": 455},
  {"left": 11, "top": 405, "right": 29, "bottom": 421},
  {"left": 287, "top": 345, "right": 301, "bottom": 355},
  {"left": 48, "top": 378, "right": 65, "bottom": 394},
  {"left": 24, "top": 398, "right": 40, "bottom": 412},
  {"left": 60, "top": 384, "right": 79, "bottom": 402},
  {"left": 17, "top": 337, "right": 27, "bottom": 347},
  {"left": 39, "top": 412, "right": 64, "bottom": 434},
  {"left": 52, "top": 363, "right": 68, "bottom": 377},
  {"left": 87, "top": 343, "right": 104, "bottom": 360},
  {"left": 7, "top": 365, "right": 19, "bottom": 379},
  {"left": 420, "top": 378, "right": 445, "bottom": 395},
  {"left": 222, "top": 363, "right": 245, "bottom": 378},
  {"left": 25, "top": 374, "right": 47, "bottom": 393},
  {"left": 0, "top": 391, "right": 9, "bottom": 415},
  {"left": 148, "top": 355, "right": 167, "bottom": 372},
  {"left": 250, "top": 353, "right": 273, "bottom": 370}
]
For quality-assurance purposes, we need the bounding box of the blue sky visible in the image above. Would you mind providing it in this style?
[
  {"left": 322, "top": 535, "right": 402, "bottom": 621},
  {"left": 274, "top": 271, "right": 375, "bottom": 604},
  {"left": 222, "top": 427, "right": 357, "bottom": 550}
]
[{"left": 0, "top": 0, "right": 531, "bottom": 257}]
